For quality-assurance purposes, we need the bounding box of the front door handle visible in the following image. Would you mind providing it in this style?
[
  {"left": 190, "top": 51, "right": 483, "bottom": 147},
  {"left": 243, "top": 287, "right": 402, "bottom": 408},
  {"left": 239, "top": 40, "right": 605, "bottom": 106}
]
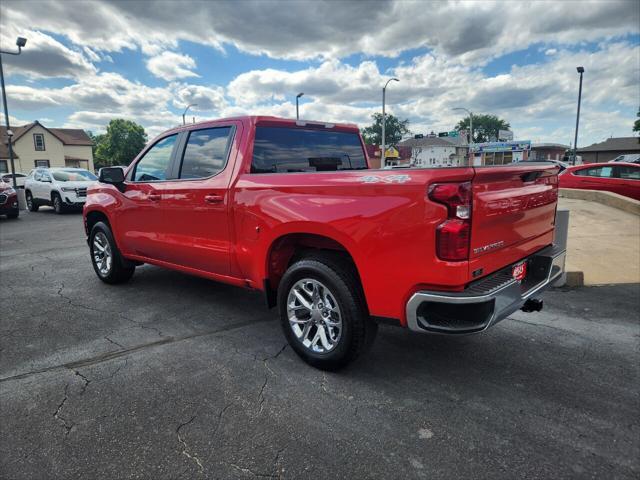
[
  {"left": 148, "top": 193, "right": 161, "bottom": 201},
  {"left": 204, "top": 194, "right": 223, "bottom": 204}
]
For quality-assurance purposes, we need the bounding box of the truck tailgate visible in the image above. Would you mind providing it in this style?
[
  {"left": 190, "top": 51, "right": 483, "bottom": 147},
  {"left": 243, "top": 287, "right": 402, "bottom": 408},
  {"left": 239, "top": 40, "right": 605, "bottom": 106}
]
[{"left": 469, "top": 164, "right": 559, "bottom": 278}]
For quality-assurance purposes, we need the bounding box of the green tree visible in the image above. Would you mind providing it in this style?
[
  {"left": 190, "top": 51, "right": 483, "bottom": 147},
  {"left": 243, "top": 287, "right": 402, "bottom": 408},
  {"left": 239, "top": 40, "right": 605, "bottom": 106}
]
[
  {"left": 456, "top": 114, "right": 510, "bottom": 143},
  {"left": 634, "top": 108, "right": 640, "bottom": 133},
  {"left": 94, "top": 119, "right": 147, "bottom": 169},
  {"left": 362, "top": 113, "right": 411, "bottom": 145}
]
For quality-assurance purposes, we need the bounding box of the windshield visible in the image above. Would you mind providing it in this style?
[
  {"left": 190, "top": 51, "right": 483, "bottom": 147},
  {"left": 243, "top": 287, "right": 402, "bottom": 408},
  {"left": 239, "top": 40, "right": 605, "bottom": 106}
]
[{"left": 52, "top": 169, "right": 97, "bottom": 182}]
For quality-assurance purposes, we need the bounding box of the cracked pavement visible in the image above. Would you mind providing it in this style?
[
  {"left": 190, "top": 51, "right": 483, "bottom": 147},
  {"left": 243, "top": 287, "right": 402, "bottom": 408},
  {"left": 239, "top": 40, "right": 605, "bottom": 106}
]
[{"left": 1, "top": 210, "right": 639, "bottom": 479}]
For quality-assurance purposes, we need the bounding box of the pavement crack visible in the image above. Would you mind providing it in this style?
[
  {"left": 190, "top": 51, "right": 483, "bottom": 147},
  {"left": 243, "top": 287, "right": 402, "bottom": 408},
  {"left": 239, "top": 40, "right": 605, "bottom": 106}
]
[
  {"left": 257, "top": 376, "right": 269, "bottom": 414},
  {"left": 228, "top": 463, "right": 275, "bottom": 479},
  {"left": 176, "top": 415, "right": 204, "bottom": 474},
  {"left": 74, "top": 369, "right": 91, "bottom": 395},
  {"left": 104, "top": 335, "right": 124, "bottom": 349},
  {"left": 53, "top": 384, "right": 73, "bottom": 436}
]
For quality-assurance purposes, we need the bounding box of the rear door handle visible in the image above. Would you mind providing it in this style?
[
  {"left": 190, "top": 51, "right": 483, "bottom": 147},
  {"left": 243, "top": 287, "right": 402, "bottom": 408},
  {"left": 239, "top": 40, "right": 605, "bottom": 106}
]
[
  {"left": 204, "top": 194, "right": 223, "bottom": 204},
  {"left": 148, "top": 193, "right": 161, "bottom": 201}
]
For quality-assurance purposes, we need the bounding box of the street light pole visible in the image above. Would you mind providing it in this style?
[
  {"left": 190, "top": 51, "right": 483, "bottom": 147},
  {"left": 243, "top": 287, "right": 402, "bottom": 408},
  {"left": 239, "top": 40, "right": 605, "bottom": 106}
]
[
  {"left": 381, "top": 78, "right": 399, "bottom": 169},
  {"left": 453, "top": 107, "right": 473, "bottom": 166},
  {"left": 572, "top": 66, "right": 585, "bottom": 165},
  {"left": 296, "top": 92, "right": 304, "bottom": 120},
  {"left": 0, "top": 37, "right": 27, "bottom": 189},
  {"left": 182, "top": 103, "right": 197, "bottom": 125}
]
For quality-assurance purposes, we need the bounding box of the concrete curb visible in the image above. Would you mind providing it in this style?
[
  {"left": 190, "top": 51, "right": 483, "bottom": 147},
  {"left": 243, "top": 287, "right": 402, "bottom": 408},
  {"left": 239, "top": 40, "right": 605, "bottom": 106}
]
[
  {"left": 559, "top": 188, "right": 640, "bottom": 216},
  {"left": 564, "top": 271, "right": 585, "bottom": 287}
]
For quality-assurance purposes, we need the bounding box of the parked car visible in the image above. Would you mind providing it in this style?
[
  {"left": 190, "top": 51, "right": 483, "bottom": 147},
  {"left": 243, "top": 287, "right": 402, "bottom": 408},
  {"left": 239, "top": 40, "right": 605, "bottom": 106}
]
[
  {"left": 24, "top": 167, "right": 98, "bottom": 213},
  {"left": 84, "top": 116, "right": 565, "bottom": 370},
  {"left": 0, "top": 179, "right": 19, "bottom": 219},
  {"left": 559, "top": 162, "right": 640, "bottom": 200},
  {"left": 1, "top": 172, "right": 27, "bottom": 189},
  {"left": 608, "top": 154, "right": 640, "bottom": 164}
]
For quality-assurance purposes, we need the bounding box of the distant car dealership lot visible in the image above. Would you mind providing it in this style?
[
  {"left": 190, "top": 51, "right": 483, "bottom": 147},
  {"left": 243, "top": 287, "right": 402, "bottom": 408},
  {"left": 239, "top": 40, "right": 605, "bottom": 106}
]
[{"left": 1, "top": 211, "right": 638, "bottom": 479}]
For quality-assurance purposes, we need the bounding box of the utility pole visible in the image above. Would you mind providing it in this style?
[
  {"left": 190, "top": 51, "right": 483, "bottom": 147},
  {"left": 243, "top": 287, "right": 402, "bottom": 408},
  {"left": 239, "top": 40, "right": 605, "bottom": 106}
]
[
  {"left": 182, "top": 103, "right": 197, "bottom": 125},
  {"left": 453, "top": 107, "right": 473, "bottom": 166},
  {"left": 573, "top": 67, "right": 585, "bottom": 165},
  {"left": 381, "top": 78, "right": 399, "bottom": 169},
  {"left": 0, "top": 37, "right": 27, "bottom": 189},
  {"left": 296, "top": 93, "right": 304, "bottom": 120}
]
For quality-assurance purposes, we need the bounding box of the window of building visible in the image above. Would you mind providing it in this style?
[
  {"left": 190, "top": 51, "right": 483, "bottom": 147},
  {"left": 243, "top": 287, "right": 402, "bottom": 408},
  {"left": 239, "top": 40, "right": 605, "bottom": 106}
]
[
  {"left": 0, "top": 160, "right": 7, "bottom": 174},
  {"left": 251, "top": 127, "right": 367, "bottom": 173},
  {"left": 34, "top": 159, "right": 50, "bottom": 168},
  {"left": 179, "top": 127, "right": 233, "bottom": 179},
  {"left": 132, "top": 134, "right": 178, "bottom": 182},
  {"left": 33, "top": 133, "right": 45, "bottom": 151}
]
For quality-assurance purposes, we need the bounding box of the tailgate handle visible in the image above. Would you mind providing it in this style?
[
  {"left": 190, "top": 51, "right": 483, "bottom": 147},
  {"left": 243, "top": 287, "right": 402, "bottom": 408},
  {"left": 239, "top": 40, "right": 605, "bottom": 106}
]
[{"left": 521, "top": 171, "right": 542, "bottom": 182}]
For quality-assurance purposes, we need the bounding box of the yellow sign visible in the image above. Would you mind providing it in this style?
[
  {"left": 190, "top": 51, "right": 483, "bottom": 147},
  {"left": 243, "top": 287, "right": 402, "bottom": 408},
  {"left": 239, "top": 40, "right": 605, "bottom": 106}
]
[{"left": 385, "top": 146, "right": 399, "bottom": 158}]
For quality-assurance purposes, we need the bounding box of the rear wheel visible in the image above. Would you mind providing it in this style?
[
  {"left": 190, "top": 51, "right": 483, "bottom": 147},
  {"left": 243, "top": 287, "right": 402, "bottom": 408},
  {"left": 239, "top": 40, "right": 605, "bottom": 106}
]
[
  {"left": 90, "top": 221, "right": 135, "bottom": 284},
  {"left": 52, "top": 193, "right": 64, "bottom": 214},
  {"left": 278, "top": 252, "right": 377, "bottom": 370},
  {"left": 26, "top": 191, "right": 38, "bottom": 212}
]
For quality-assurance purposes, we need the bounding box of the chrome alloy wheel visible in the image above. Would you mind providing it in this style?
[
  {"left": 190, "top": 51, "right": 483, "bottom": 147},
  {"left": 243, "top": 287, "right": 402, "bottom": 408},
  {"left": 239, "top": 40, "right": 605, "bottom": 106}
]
[
  {"left": 287, "top": 278, "right": 342, "bottom": 353},
  {"left": 93, "top": 232, "right": 112, "bottom": 276}
]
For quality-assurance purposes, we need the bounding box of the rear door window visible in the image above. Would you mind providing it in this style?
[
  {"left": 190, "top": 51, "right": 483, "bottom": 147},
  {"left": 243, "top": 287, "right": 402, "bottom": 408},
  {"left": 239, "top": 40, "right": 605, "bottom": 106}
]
[
  {"left": 251, "top": 127, "right": 367, "bottom": 173},
  {"left": 615, "top": 166, "right": 640, "bottom": 180},
  {"left": 179, "top": 127, "right": 233, "bottom": 179}
]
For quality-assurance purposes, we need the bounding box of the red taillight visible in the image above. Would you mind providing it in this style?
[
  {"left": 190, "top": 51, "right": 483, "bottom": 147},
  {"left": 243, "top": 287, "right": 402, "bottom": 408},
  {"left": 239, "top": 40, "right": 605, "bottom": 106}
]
[{"left": 428, "top": 182, "right": 472, "bottom": 261}]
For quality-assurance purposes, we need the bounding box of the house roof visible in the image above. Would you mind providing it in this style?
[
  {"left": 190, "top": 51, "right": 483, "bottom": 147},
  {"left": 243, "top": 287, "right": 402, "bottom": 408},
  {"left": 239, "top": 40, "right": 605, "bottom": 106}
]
[
  {"left": 577, "top": 136, "right": 640, "bottom": 153},
  {"left": 398, "top": 136, "right": 455, "bottom": 148},
  {"left": 0, "top": 121, "right": 93, "bottom": 148}
]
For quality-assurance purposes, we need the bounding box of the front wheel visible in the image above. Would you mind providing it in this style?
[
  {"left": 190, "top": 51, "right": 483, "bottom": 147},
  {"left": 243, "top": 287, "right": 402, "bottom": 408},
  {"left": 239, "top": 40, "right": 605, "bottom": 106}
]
[
  {"left": 89, "top": 221, "right": 135, "bottom": 284},
  {"left": 26, "top": 191, "right": 39, "bottom": 212},
  {"left": 52, "top": 193, "right": 64, "bottom": 214},
  {"left": 278, "top": 252, "right": 377, "bottom": 370}
]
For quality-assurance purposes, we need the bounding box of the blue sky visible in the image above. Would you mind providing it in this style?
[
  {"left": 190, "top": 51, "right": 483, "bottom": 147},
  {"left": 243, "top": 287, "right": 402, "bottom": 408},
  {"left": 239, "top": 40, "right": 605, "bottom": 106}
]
[{"left": 1, "top": 0, "right": 638, "bottom": 145}]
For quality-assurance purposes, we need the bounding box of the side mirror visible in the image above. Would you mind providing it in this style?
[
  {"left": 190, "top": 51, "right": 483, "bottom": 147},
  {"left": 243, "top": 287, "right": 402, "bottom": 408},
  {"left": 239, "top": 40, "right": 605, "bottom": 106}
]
[{"left": 99, "top": 167, "right": 126, "bottom": 192}]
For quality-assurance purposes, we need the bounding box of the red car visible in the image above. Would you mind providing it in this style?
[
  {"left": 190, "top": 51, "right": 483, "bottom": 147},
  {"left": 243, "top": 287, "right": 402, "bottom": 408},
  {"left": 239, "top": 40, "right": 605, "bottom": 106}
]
[
  {"left": 0, "top": 179, "right": 19, "bottom": 219},
  {"left": 84, "top": 116, "right": 565, "bottom": 370},
  {"left": 559, "top": 162, "right": 640, "bottom": 200}
]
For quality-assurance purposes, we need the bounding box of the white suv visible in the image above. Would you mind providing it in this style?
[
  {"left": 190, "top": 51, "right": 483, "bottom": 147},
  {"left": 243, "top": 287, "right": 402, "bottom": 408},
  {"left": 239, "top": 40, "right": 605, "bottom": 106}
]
[{"left": 24, "top": 168, "right": 98, "bottom": 214}]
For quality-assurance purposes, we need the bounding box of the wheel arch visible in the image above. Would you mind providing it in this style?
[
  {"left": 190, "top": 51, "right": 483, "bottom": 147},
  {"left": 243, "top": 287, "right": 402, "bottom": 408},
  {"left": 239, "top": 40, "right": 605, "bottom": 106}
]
[{"left": 263, "top": 231, "right": 366, "bottom": 310}]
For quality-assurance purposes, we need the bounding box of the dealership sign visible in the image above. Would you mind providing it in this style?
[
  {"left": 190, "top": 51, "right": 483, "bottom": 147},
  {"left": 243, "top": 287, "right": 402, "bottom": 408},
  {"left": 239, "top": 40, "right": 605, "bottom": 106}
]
[{"left": 472, "top": 141, "right": 531, "bottom": 153}]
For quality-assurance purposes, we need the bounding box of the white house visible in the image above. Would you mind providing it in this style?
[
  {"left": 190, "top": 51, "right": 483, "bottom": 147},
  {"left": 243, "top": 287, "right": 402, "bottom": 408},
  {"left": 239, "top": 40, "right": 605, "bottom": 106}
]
[
  {"left": 399, "top": 136, "right": 466, "bottom": 167},
  {"left": 0, "top": 120, "right": 94, "bottom": 175}
]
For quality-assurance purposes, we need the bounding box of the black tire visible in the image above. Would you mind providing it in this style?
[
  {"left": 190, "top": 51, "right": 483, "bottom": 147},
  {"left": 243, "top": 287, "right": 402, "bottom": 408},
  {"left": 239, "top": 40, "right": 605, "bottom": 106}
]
[
  {"left": 52, "top": 192, "right": 65, "bottom": 214},
  {"left": 277, "top": 251, "right": 377, "bottom": 371},
  {"left": 7, "top": 212, "right": 19, "bottom": 219},
  {"left": 26, "top": 191, "right": 39, "bottom": 212},
  {"left": 89, "top": 221, "right": 135, "bottom": 284}
]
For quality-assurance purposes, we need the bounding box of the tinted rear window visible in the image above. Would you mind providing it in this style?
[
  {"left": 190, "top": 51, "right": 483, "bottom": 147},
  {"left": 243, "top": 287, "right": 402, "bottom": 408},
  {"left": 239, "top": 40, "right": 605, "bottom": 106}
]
[{"left": 251, "top": 127, "right": 367, "bottom": 173}]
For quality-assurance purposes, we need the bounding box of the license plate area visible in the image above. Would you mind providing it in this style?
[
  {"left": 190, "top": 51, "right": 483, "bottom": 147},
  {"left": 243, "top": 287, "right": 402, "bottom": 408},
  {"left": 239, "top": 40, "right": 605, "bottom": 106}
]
[{"left": 512, "top": 261, "right": 527, "bottom": 282}]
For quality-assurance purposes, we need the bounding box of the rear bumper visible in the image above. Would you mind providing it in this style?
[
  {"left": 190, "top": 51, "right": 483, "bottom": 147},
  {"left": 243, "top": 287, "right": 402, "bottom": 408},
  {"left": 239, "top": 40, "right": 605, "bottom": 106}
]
[{"left": 406, "top": 244, "right": 565, "bottom": 334}]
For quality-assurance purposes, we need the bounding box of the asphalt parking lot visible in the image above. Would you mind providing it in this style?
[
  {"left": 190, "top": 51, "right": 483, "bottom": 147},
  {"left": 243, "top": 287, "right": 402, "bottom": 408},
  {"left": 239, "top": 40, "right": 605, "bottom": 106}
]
[{"left": 1, "top": 209, "right": 639, "bottom": 479}]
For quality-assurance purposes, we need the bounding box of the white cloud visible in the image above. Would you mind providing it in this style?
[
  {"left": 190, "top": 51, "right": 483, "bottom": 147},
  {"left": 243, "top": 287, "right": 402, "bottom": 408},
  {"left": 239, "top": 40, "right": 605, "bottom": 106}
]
[
  {"left": 0, "top": 29, "right": 96, "bottom": 78},
  {"left": 146, "top": 51, "right": 200, "bottom": 81},
  {"left": 171, "top": 83, "right": 227, "bottom": 112},
  {"left": 1, "top": 0, "right": 638, "bottom": 63}
]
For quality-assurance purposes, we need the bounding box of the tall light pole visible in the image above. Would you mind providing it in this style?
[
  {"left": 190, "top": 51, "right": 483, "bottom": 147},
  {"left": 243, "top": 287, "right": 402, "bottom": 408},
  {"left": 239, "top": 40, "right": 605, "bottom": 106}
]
[
  {"left": 296, "top": 92, "right": 304, "bottom": 120},
  {"left": 1, "top": 36, "right": 27, "bottom": 189},
  {"left": 453, "top": 107, "right": 473, "bottom": 166},
  {"left": 182, "top": 103, "right": 197, "bottom": 125},
  {"left": 572, "top": 66, "right": 585, "bottom": 165},
  {"left": 381, "top": 78, "right": 399, "bottom": 169}
]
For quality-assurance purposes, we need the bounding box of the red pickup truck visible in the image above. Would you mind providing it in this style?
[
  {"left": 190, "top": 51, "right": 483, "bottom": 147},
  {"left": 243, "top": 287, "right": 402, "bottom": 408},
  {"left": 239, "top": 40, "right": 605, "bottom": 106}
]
[{"left": 84, "top": 116, "right": 565, "bottom": 370}]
